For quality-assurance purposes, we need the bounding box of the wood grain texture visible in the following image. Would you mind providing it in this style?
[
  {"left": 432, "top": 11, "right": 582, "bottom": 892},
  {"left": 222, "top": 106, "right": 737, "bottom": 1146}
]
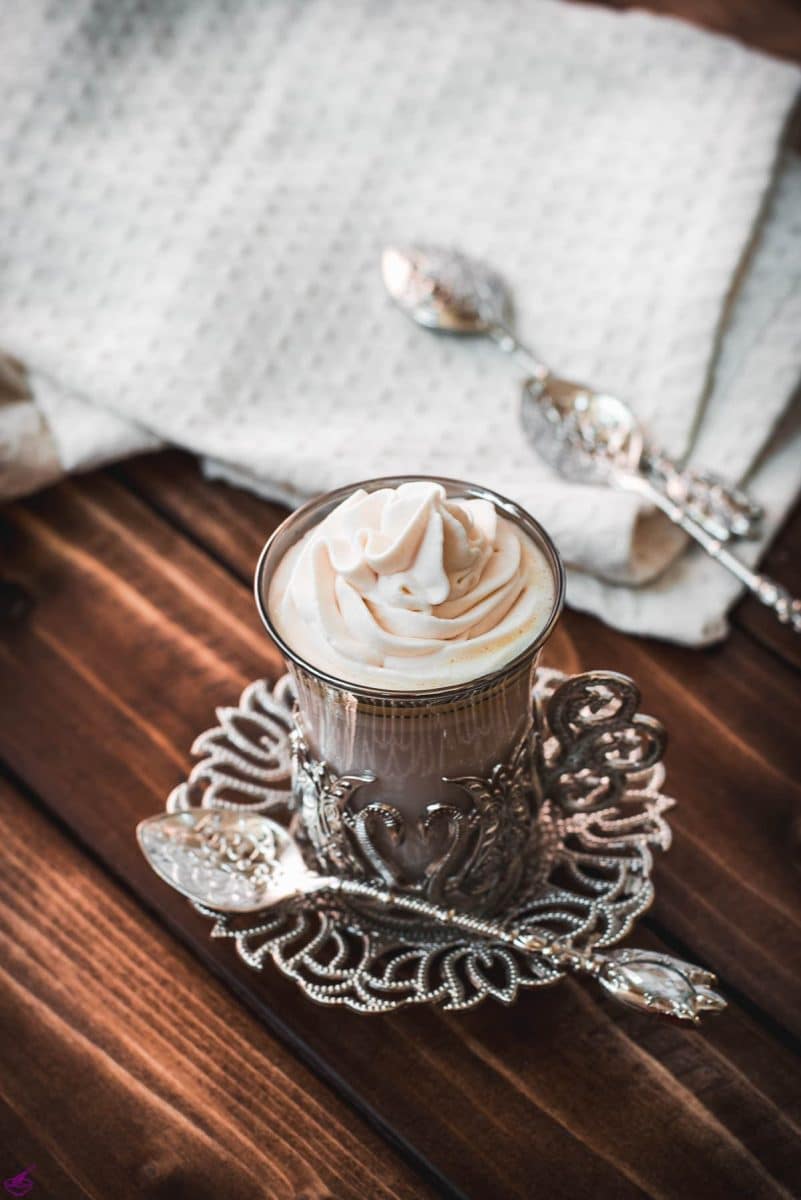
[
  {"left": 0, "top": 774, "right": 437, "bottom": 1200},
  {"left": 1, "top": 464, "right": 800, "bottom": 1199},
  {"left": 732, "top": 501, "right": 801, "bottom": 672}
]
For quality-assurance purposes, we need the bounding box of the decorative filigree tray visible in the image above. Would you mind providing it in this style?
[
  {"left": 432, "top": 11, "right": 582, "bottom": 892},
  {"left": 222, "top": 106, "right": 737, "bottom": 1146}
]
[{"left": 163, "top": 669, "right": 679, "bottom": 1014}]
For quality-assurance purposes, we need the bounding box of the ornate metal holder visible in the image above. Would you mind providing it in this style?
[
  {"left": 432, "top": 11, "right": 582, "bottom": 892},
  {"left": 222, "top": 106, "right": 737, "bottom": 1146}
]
[
  {"left": 292, "top": 719, "right": 538, "bottom": 915},
  {"left": 156, "top": 668, "right": 724, "bottom": 1017}
]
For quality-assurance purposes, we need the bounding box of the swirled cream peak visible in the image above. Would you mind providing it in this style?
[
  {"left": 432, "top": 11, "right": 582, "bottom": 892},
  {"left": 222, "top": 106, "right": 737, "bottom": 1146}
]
[{"left": 268, "top": 482, "right": 556, "bottom": 690}]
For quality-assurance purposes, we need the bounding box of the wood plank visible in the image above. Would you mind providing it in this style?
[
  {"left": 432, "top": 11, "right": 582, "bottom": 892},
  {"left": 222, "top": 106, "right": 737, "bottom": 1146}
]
[
  {"left": 0, "top": 773, "right": 437, "bottom": 1200},
  {"left": 116, "top": 452, "right": 273, "bottom": 583},
  {"left": 0, "top": 1099, "right": 89, "bottom": 1200},
  {"left": 1, "top": 469, "right": 801, "bottom": 1198},
  {"left": 731, "top": 501, "right": 801, "bottom": 673},
  {"left": 118, "top": 452, "right": 801, "bottom": 1029}
]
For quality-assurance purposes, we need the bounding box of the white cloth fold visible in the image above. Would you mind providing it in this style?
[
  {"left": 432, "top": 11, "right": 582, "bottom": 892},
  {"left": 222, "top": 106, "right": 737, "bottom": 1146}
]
[{"left": 1, "top": 0, "right": 799, "bottom": 644}]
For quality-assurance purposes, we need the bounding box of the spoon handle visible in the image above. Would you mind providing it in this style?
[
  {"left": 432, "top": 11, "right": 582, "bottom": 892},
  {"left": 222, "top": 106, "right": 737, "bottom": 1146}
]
[
  {"left": 488, "top": 323, "right": 549, "bottom": 381},
  {"left": 335, "top": 876, "right": 539, "bottom": 946},
  {"left": 619, "top": 473, "right": 801, "bottom": 633},
  {"left": 333, "top": 877, "right": 725, "bottom": 1021},
  {"left": 642, "top": 451, "right": 763, "bottom": 543}
]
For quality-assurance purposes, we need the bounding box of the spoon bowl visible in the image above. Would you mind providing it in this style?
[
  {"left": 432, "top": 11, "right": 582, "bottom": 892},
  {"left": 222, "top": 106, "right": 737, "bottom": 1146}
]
[
  {"left": 136, "top": 808, "right": 319, "bottom": 913},
  {"left": 381, "top": 244, "right": 511, "bottom": 336},
  {"left": 522, "top": 376, "right": 644, "bottom": 484}
]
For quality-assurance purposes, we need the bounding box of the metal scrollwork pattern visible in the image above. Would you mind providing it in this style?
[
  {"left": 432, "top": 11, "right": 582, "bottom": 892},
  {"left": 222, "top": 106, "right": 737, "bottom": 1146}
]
[
  {"left": 169, "top": 677, "right": 295, "bottom": 813},
  {"left": 167, "top": 668, "right": 674, "bottom": 1013},
  {"left": 292, "top": 721, "right": 536, "bottom": 912},
  {"left": 645, "top": 451, "right": 763, "bottom": 542},
  {"left": 536, "top": 669, "right": 666, "bottom": 815}
]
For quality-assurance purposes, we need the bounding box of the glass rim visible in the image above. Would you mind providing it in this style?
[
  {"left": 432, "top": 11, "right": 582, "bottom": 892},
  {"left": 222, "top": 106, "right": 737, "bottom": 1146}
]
[{"left": 253, "top": 474, "right": 566, "bottom": 702}]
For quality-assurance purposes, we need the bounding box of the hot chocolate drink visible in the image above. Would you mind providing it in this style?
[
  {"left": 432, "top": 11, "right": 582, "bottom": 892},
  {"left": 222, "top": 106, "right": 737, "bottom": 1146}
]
[{"left": 255, "top": 477, "right": 564, "bottom": 913}]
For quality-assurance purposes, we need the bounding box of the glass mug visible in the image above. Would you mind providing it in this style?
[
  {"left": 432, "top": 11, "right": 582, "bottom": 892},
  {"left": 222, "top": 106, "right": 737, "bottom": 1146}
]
[{"left": 255, "top": 476, "right": 565, "bottom": 915}]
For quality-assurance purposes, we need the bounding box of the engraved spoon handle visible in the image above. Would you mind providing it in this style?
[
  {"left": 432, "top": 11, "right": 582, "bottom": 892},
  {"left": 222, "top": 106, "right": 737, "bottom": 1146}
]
[
  {"left": 641, "top": 451, "right": 763, "bottom": 543},
  {"left": 333, "top": 878, "right": 725, "bottom": 1021},
  {"left": 617, "top": 472, "right": 801, "bottom": 633},
  {"left": 335, "top": 876, "right": 537, "bottom": 945},
  {"left": 640, "top": 450, "right": 763, "bottom": 543}
]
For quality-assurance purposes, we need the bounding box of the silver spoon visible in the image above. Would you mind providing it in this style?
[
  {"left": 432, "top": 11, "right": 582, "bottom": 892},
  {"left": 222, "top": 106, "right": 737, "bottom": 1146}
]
[
  {"left": 138, "top": 807, "right": 726, "bottom": 1023},
  {"left": 381, "top": 244, "right": 800, "bottom": 632},
  {"left": 381, "top": 243, "right": 762, "bottom": 544}
]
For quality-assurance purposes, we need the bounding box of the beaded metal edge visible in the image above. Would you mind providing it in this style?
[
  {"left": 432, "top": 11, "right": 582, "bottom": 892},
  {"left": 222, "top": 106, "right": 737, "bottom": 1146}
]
[{"left": 166, "top": 669, "right": 673, "bottom": 1013}]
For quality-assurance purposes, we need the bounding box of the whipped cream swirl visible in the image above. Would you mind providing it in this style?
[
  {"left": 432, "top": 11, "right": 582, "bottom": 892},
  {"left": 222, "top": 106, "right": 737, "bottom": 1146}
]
[{"left": 268, "top": 481, "right": 556, "bottom": 690}]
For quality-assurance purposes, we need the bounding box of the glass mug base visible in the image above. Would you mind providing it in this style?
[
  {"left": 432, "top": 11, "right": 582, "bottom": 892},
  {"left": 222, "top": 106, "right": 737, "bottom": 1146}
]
[{"left": 255, "top": 476, "right": 565, "bottom": 917}]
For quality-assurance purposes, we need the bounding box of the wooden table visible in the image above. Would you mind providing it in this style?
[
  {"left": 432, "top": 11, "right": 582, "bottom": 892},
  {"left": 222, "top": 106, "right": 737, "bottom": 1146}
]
[{"left": 1, "top": 8, "right": 800, "bottom": 1199}]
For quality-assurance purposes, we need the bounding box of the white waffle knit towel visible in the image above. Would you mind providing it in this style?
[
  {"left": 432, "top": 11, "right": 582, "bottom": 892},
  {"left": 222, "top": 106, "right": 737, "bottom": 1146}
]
[{"left": 1, "top": 0, "right": 799, "bottom": 644}]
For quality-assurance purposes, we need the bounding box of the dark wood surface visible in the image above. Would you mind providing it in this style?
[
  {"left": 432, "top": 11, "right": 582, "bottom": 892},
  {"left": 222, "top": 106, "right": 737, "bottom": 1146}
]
[
  {"left": 1, "top": 6, "right": 801, "bottom": 1198},
  {"left": 2, "top": 453, "right": 800, "bottom": 1200},
  {"left": 0, "top": 772, "right": 435, "bottom": 1200}
]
